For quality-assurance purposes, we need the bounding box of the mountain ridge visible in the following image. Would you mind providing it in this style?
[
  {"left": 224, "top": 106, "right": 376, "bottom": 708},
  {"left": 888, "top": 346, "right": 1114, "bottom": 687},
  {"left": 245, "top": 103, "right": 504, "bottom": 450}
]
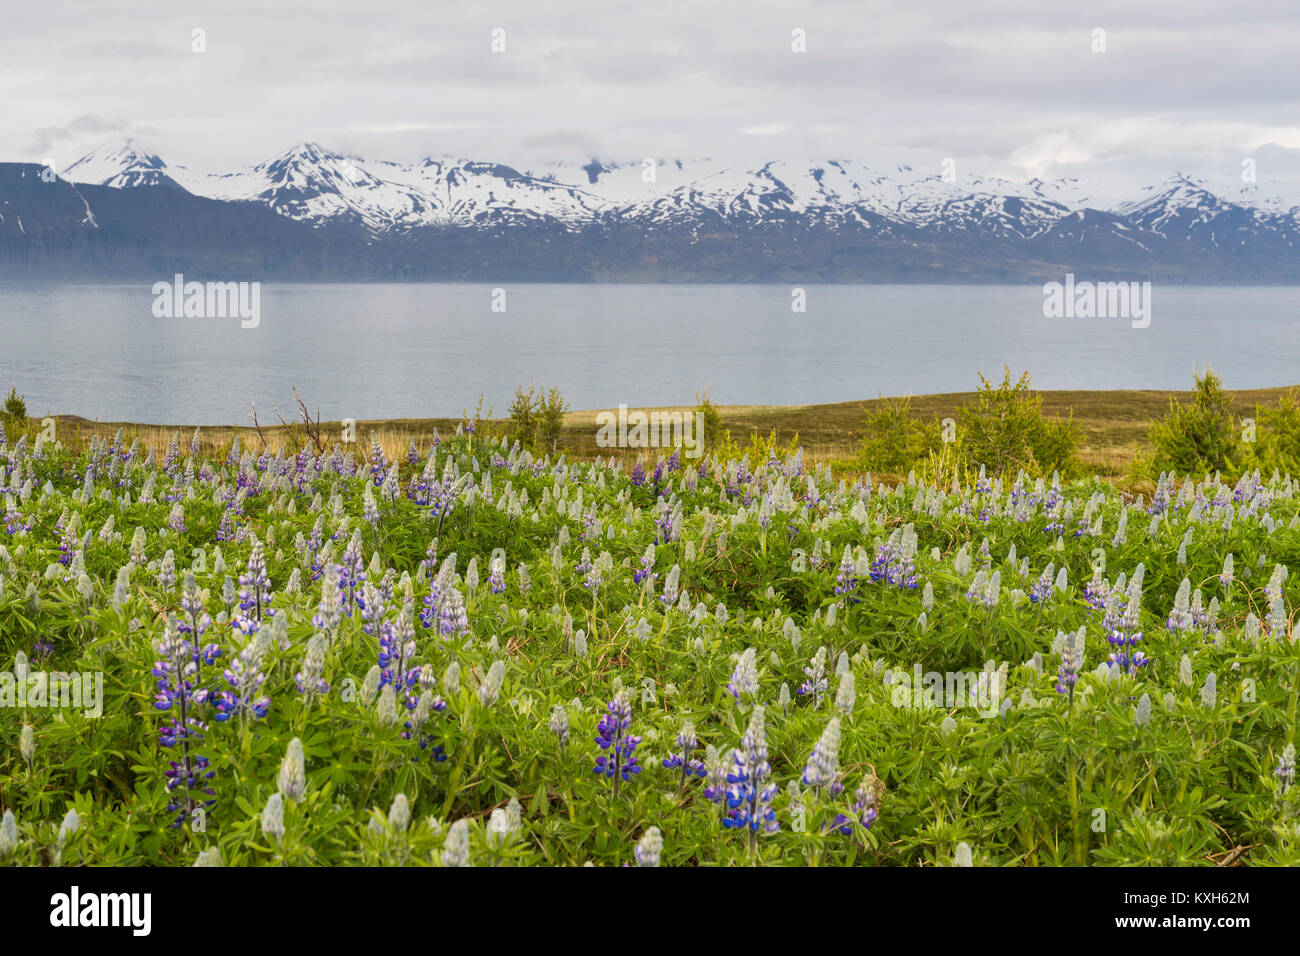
[{"left": 4, "top": 140, "right": 1299, "bottom": 282}]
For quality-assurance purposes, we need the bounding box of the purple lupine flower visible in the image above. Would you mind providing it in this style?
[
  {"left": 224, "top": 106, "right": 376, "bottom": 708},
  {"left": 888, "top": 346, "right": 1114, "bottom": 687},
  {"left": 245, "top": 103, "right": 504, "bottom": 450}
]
[
  {"left": 829, "top": 773, "right": 882, "bottom": 836},
  {"left": 549, "top": 704, "right": 570, "bottom": 746},
  {"left": 630, "top": 462, "right": 646, "bottom": 487},
  {"left": 593, "top": 690, "right": 642, "bottom": 797},
  {"left": 419, "top": 572, "right": 443, "bottom": 629},
  {"left": 213, "top": 629, "right": 271, "bottom": 723},
  {"left": 488, "top": 557, "right": 506, "bottom": 595},
  {"left": 723, "top": 706, "right": 779, "bottom": 845},
  {"left": 295, "top": 634, "right": 330, "bottom": 699},
  {"left": 728, "top": 647, "right": 759, "bottom": 701},
  {"left": 152, "top": 618, "right": 219, "bottom": 828},
  {"left": 801, "top": 717, "right": 843, "bottom": 796},
  {"left": 438, "top": 587, "right": 469, "bottom": 639},
  {"left": 1107, "top": 579, "right": 1147, "bottom": 675},
  {"left": 1056, "top": 628, "right": 1084, "bottom": 704},
  {"left": 662, "top": 721, "right": 706, "bottom": 788},
  {"left": 1166, "top": 578, "right": 1194, "bottom": 632},
  {"left": 834, "top": 545, "right": 858, "bottom": 601},
  {"left": 633, "top": 543, "right": 657, "bottom": 587},
  {"left": 799, "top": 646, "right": 829, "bottom": 708},
  {"left": 237, "top": 539, "right": 271, "bottom": 620},
  {"left": 368, "top": 434, "right": 387, "bottom": 487},
  {"left": 337, "top": 530, "right": 366, "bottom": 612},
  {"left": 1030, "top": 563, "right": 1055, "bottom": 604}
]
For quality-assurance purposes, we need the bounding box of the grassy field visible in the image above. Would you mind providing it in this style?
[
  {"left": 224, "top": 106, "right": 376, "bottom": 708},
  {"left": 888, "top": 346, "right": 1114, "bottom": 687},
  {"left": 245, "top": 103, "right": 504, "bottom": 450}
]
[{"left": 39, "top": 383, "right": 1299, "bottom": 480}]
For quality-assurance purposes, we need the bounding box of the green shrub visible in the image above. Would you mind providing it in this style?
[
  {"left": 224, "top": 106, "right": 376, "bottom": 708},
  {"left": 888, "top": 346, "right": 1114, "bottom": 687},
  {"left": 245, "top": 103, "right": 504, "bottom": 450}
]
[
  {"left": 1149, "top": 369, "right": 1239, "bottom": 476},
  {"left": 1, "top": 387, "right": 27, "bottom": 440},
  {"left": 695, "top": 390, "right": 722, "bottom": 454},
  {"left": 957, "top": 369, "right": 1080, "bottom": 477},
  {"left": 1244, "top": 388, "right": 1300, "bottom": 475},
  {"left": 536, "top": 386, "right": 568, "bottom": 454},
  {"left": 507, "top": 384, "right": 539, "bottom": 448},
  {"left": 507, "top": 384, "right": 568, "bottom": 454},
  {"left": 856, "top": 394, "right": 941, "bottom": 475}
]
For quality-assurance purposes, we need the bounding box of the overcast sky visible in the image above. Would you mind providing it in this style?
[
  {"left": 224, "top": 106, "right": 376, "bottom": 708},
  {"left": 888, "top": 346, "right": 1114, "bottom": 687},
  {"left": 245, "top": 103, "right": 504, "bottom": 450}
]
[{"left": 4, "top": 0, "right": 1299, "bottom": 190}]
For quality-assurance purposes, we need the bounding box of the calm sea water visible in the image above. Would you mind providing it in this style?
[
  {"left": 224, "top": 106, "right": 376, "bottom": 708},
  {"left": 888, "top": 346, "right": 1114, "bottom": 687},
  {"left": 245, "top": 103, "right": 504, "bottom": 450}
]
[{"left": 0, "top": 283, "right": 1297, "bottom": 424}]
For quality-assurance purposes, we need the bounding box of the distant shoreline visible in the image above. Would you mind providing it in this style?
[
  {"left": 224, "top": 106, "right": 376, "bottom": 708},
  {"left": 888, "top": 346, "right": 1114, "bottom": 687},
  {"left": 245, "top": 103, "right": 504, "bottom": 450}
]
[{"left": 28, "top": 383, "right": 1300, "bottom": 478}]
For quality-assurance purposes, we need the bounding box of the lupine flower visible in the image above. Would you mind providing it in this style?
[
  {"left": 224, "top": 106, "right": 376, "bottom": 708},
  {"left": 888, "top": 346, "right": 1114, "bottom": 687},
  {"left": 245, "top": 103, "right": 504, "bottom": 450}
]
[
  {"left": 634, "top": 827, "right": 663, "bottom": 867},
  {"left": 278, "top": 737, "right": 307, "bottom": 802},
  {"left": 388, "top": 793, "right": 411, "bottom": 832},
  {"left": 834, "top": 545, "right": 858, "bottom": 601},
  {"left": 1277, "top": 743, "right": 1296, "bottom": 795},
  {"left": 1200, "top": 672, "right": 1218, "bottom": 708},
  {"left": 1056, "top": 627, "right": 1084, "bottom": 704},
  {"left": 729, "top": 647, "right": 759, "bottom": 701},
  {"left": 1166, "top": 577, "right": 1194, "bottom": 632},
  {"left": 478, "top": 660, "right": 505, "bottom": 707},
  {"left": 829, "top": 771, "right": 883, "bottom": 836},
  {"left": 797, "top": 649, "right": 830, "bottom": 713},
  {"left": 549, "top": 704, "right": 570, "bottom": 746},
  {"left": 836, "top": 672, "right": 856, "bottom": 715},
  {"left": 295, "top": 634, "right": 331, "bottom": 699},
  {"left": 723, "top": 706, "right": 779, "bottom": 846},
  {"left": 1030, "top": 563, "right": 1055, "bottom": 604},
  {"left": 0, "top": 810, "right": 17, "bottom": 860},
  {"left": 439, "top": 587, "right": 470, "bottom": 639},
  {"left": 662, "top": 721, "right": 706, "bottom": 787},
  {"left": 801, "top": 717, "right": 843, "bottom": 796},
  {"left": 1106, "top": 577, "right": 1147, "bottom": 675},
  {"left": 262, "top": 792, "right": 285, "bottom": 843},
  {"left": 1134, "top": 693, "right": 1152, "bottom": 727},
  {"left": 214, "top": 633, "right": 271, "bottom": 722},
  {"left": 442, "top": 819, "right": 470, "bottom": 867},
  {"left": 593, "top": 690, "right": 642, "bottom": 796},
  {"left": 659, "top": 564, "right": 680, "bottom": 608},
  {"left": 634, "top": 543, "right": 656, "bottom": 586},
  {"left": 488, "top": 555, "right": 506, "bottom": 594},
  {"left": 152, "top": 617, "right": 219, "bottom": 828}
]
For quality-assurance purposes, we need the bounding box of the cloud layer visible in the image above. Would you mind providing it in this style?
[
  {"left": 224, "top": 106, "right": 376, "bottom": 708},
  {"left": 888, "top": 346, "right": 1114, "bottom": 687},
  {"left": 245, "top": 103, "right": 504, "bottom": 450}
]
[{"left": 4, "top": 0, "right": 1298, "bottom": 188}]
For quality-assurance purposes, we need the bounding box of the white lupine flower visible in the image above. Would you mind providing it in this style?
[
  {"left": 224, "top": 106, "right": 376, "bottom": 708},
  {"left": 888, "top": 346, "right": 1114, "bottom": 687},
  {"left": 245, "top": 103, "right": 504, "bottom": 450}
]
[
  {"left": 261, "top": 793, "right": 285, "bottom": 841},
  {"left": 57, "top": 808, "right": 80, "bottom": 845},
  {"left": 388, "top": 793, "right": 411, "bottom": 832},
  {"left": 377, "top": 685, "right": 399, "bottom": 725},
  {"left": 479, "top": 660, "right": 506, "bottom": 707},
  {"left": 20, "top": 724, "right": 34, "bottom": 764},
  {"left": 442, "top": 819, "right": 471, "bottom": 867},
  {"left": 634, "top": 826, "right": 663, "bottom": 867},
  {"left": 442, "top": 661, "right": 461, "bottom": 696},
  {"left": 1134, "top": 693, "right": 1152, "bottom": 727},
  {"left": 0, "top": 810, "right": 16, "bottom": 859},
  {"left": 953, "top": 843, "right": 973, "bottom": 867},
  {"left": 835, "top": 672, "right": 856, "bottom": 714},
  {"left": 278, "top": 737, "right": 306, "bottom": 801},
  {"left": 194, "top": 846, "right": 224, "bottom": 867},
  {"left": 1200, "top": 673, "right": 1218, "bottom": 708}
]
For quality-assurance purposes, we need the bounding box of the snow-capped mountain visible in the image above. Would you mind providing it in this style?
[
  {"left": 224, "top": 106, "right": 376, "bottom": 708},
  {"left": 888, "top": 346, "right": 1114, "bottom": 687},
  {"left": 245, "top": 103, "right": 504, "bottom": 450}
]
[
  {"left": 7, "top": 139, "right": 1300, "bottom": 282},
  {"left": 59, "top": 139, "right": 1300, "bottom": 244},
  {"left": 63, "top": 142, "right": 180, "bottom": 190}
]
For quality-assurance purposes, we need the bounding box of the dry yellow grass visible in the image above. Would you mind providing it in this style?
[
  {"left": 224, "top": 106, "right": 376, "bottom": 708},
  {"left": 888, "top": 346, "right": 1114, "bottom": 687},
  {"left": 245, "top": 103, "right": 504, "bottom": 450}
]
[{"left": 37, "top": 383, "right": 1298, "bottom": 478}]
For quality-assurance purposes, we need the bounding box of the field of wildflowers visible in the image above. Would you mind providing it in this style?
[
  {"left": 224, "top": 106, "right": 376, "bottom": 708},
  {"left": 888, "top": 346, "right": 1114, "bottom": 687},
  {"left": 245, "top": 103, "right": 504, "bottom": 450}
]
[{"left": 2, "top": 420, "right": 1299, "bottom": 867}]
